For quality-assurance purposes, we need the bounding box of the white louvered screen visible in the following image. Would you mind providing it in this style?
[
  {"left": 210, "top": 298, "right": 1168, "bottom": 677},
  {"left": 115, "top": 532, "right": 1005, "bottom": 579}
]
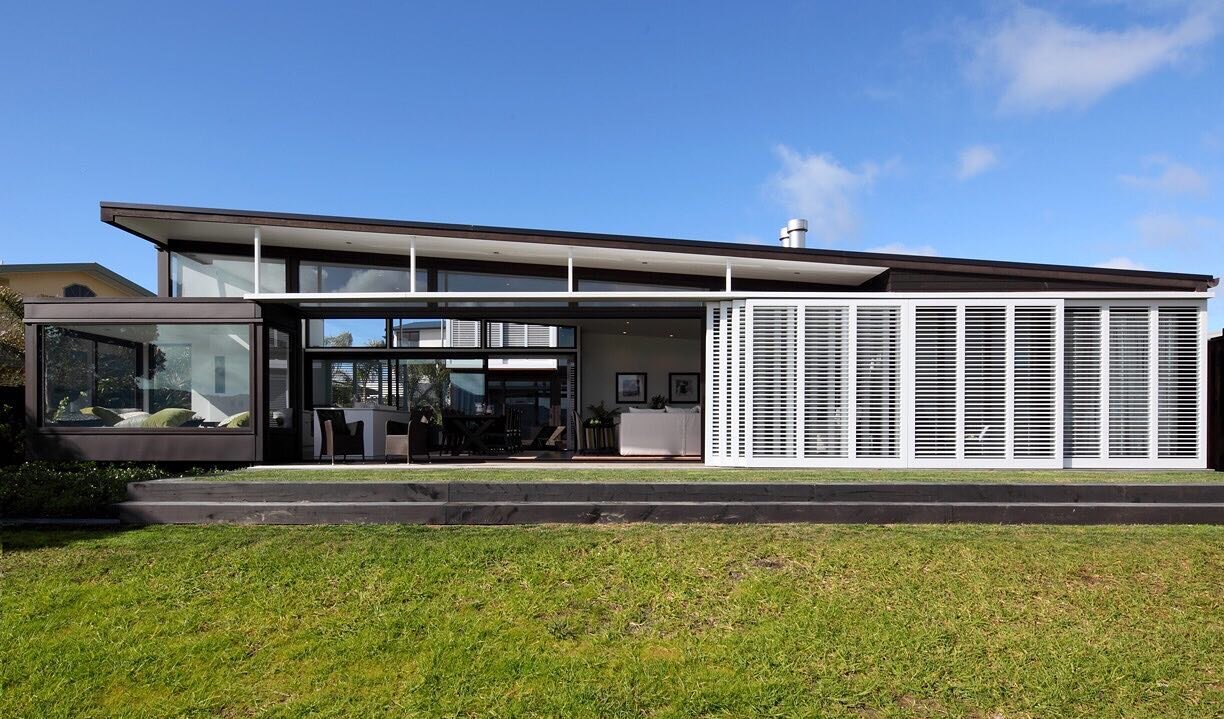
[
  {"left": 1157, "top": 307, "right": 1198, "bottom": 458},
  {"left": 1063, "top": 307, "right": 1102, "bottom": 458},
  {"left": 706, "top": 303, "right": 724, "bottom": 460},
  {"left": 803, "top": 306, "right": 848, "bottom": 458},
  {"left": 705, "top": 298, "right": 1201, "bottom": 469},
  {"left": 732, "top": 302, "right": 746, "bottom": 459},
  {"left": 1108, "top": 307, "right": 1150, "bottom": 458},
  {"left": 445, "top": 320, "right": 481, "bottom": 348},
  {"left": 486, "top": 322, "right": 504, "bottom": 347},
  {"left": 963, "top": 306, "right": 1006, "bottom": 458},
  {"left": 855, "top": 306, "right": 900, "bottom": 458},
  {"left": 751, "top": 305, "right": 799, "bottom": 458},
  {"left": 913, "top": 306, "right": 957, "bottom": 458},
  {"left": 1013, "top": 306, "right": 1057, "bottom": 458}
]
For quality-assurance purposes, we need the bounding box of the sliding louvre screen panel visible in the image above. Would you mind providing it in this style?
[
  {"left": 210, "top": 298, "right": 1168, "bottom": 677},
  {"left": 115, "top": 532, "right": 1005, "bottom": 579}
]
[
  {"left": 913, "top": 306, "right": 957, "bottom": 458},
  {"left": 1157, "top": 306, "right": 1198, "bottom": 458},
  {"left": 1013, "top": 306, "right": 1057, "bottom": 458},
  {"left": 1063, "top": 307, "right": 1102, "bottom": 458},
  {"left": 855, "top": 306, "right": 900, "bottom": 458},
  {"left": 734, "top": 301, "right": 748, "bottom": 460},
  {"left": 803, "top": 306, "right": 848, "bottom": 458},
  {"left": 445, "top": 320, "right": 481, "bottom": 348},
  {"left": 1108, "top": 307, "right": 1150, "bottom": 458},
  {"left": 706, "top": 303, "right": 724, "bottom": 461},
  {"left": 751, "top": 305, "right": 798, "bottom": 458},
  {"left": 963, "top": 306, "right": 1006, "bottom": 458}
]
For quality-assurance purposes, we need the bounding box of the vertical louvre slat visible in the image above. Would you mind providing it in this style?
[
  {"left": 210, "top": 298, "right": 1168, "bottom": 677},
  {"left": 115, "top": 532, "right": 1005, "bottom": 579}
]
[
  {"left": 1013, "top": 306, "right": 1056, "bottom": 457},
  {"left": 803, "top": 306, "right": 847, "bottom": 457},
  {"left": 913, "top": 306, "right": 957, "bottom": 458},
  {"left": 855, "top": 306, "right": 900, "bottom": 458},
  {"left": 751, "top": 305, "right": 798, "bottom": 458},
  {"left": 964, "top": 306, "right": 1006, "bottom": 457},
  {"left": 1063, "top": 307, "right": 1102, "bottom": 458},
  {"left": 708, "top": 304, "right": 723, "bottom": 458},
  {"left": 1157, "top": 306, "right": 1198, "bottom": 458},
  {"left": 1108, "top": 307, "right": 1150, "bottom": 458}
]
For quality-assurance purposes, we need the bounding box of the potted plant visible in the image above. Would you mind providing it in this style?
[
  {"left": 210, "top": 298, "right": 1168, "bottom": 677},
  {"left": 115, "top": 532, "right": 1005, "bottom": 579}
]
[
  {"left": 648, "top": 394, "right": 667, "bottom": 410},
  {"left": 582, "top": 401, "right": 621, "bottom": 453}
]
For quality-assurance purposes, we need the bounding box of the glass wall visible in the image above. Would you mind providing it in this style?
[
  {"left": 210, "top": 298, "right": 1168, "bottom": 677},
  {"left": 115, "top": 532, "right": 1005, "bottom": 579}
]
[
  {"left": 306, "top": 319, "right": 388, "bottom": 348},
  {"left": 171, "top": 252, "right": 286, "bottom": 296},
  {"left": 41, "top": 324, "right": 251, "bottom": 428},
  {"left": 268, "top": 327, "right": 292, "bottom": 429},
  {"left": 299, "top": 261, "right": 426, "bottom": 294},
  {"left": 438, "top": 270, "right": 566, "bottom": 306}
]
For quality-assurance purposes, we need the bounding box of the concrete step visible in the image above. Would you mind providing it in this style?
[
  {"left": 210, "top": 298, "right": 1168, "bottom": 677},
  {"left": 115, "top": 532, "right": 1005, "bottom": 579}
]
[
  {"left": 117, "top": 500, "right": 1224, "bottom": 525},
  {"left": 127, "top": 480, "right": 1224, "bottom": 505}
]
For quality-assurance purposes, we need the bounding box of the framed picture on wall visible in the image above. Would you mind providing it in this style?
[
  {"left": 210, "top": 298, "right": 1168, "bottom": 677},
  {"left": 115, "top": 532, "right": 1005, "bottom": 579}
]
[
  {"left": 669, "top": 372, "right": 700, "bottom": 403},
  {"left": 615, "top": 372, "right": 647, "bottom": 404}
]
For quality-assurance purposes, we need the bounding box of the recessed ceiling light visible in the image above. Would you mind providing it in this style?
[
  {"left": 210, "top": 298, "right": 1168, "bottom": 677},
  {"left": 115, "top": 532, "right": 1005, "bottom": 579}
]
[
  {"left": 493, "top": 251, "right": 500, "bottom": 254},
  {"left": 641, "top": 261, "right": 648, "bottom": 265},
  {"left": 345, "top": 241, "right": 353, "bottom": 245},
  {"left": 793, "top": 271, "right": 800, "bottom": 275}
]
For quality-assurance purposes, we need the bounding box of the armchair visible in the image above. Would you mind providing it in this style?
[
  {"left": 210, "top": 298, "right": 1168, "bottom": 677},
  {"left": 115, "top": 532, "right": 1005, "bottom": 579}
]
[{"left": 316, "top": 409, "right": 366, "bottom": 463}]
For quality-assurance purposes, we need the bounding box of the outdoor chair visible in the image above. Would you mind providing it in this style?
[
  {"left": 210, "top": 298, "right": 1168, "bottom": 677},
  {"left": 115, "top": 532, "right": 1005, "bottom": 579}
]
[
  {"left": 385, "top": 409, "right": 433, "bottom": 463},
  {"left": 316, "top": 409, "right": 365, "bottom": 463}
]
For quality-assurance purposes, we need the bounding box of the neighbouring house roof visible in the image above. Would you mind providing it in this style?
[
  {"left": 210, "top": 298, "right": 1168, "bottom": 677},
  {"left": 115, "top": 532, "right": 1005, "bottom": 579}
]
[
  {"left": 0, "top": 262, "right": 153, "bottom": 297},
  {"left": 100, "top": 201, "right": 1218, "bottom": 292}
]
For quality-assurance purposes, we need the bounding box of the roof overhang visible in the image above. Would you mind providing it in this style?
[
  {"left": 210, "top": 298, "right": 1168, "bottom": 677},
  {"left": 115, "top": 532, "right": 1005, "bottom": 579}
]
[{"left": 101, "top": 202, "right": 1219, "bottom": 292}]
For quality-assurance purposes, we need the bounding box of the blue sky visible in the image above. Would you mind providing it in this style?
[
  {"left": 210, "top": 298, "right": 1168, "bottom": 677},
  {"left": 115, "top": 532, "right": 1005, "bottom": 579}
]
[{"left": 1, "top": 1, "right": 1221, "bottom": 326}]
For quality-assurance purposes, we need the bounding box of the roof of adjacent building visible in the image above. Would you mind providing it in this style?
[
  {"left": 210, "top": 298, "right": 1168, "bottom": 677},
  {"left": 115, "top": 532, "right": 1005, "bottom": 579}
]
[
  {"left": 100, "top": 201, "right": 1217, "bottom": 292},
  {"left": 0, "top": 261, "right": 153, "bottom": 297}
]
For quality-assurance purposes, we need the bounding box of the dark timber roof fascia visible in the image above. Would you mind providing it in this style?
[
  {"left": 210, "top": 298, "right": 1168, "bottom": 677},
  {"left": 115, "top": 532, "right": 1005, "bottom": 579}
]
[{"left": 100, "top": 201, "right": 1218, "bottom": 291}]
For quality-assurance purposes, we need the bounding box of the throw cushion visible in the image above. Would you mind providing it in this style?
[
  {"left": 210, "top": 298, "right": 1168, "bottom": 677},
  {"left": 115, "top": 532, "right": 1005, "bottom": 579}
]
[
  {"left": 627, "top": 407, "right": 664, "bottom": 413},
  {"left": 221, "top": 411, "right": 251, "bottom": 428},
  {"left": 113, "top": 412, "right": 151, "bottom": 428},
  {"left": 81, "top": 406, "right": 123, "bottom": 426},
  {"left": 142, "top": 408, "right": 198, "bottom": 428}
]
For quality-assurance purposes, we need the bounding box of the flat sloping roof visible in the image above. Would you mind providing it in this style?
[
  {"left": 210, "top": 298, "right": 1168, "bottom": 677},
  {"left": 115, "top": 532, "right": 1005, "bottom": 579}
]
[
  {"left": 101, "top": 201, "right": 1217, "bottom": 291},
  {"left": 0, "top": 261, "right": 153, "bottom": 296}
]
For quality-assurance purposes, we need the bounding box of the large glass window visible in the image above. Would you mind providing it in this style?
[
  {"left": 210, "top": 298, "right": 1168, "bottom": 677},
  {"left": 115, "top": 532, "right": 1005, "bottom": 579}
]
[
  {"left": 171, "top": 252, "right": 286, "bottom": 296},
  {"left": 306, "top": 319, "right": 388, "bottom": 348},
  {"left": 268, "top": 327, "right": 293, "bottom": 429},
  {"left": 299, "top": 262, "right": 426, "bottom": 294},
  {"left": 438, "top": 270, "right": 566, "bottom": 306},
  {"left": 41, "top": 324, "right": 251, "bottom": 429},
  {"left": 577, "top": 278, "right": 701, "bottom": 307},
  {"left": 311, "top": 359, "right": 394, "bottom": 408}
]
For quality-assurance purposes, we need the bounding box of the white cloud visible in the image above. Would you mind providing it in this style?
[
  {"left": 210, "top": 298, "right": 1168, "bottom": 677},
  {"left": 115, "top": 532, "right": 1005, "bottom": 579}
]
[
  {"left": 956, "top": 145, "right": 999, "bottom": 180},
  {"left": 1095, "top": 256, "right": 1149, "bottom": 270},
  {"left": 1119, "top": 154, "right": 1209, "bottom": 194},
  {"left": 767, "top": 145, "right": 894, "bottom": 243},
  {"left": 867, "top": 242, "right": 939, "bottom": 257},
  {"left": 970, "top": 4, "right": 1219, "bottom": 112},
  {"left": 1134, "top": 211, "right": 1219, "bottom": 249}
]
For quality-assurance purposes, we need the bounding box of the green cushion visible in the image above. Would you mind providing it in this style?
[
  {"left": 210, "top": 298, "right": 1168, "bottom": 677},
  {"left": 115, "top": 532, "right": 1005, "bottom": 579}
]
[
  {"left": 81, "top": 406, "right": 123, "bottom": 426},
  {"left": 221, "top": 411, "right": 250, "bottom": 428},
  {"left": 142, "top": 408, "right": 197, "bottom": 428}
]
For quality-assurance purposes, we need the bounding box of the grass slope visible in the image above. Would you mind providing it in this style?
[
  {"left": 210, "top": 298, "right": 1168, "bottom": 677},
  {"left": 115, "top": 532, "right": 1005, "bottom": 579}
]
[
  {"left": 2, "top": 525, "right": 1221, "bottom": 718},
  {"left": 216, "top": 466, "right": 1224, "bottom": 484}
]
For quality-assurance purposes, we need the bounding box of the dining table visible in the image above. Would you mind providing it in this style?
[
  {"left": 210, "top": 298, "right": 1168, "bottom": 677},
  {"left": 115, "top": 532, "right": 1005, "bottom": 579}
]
[{"left": 442, "top": 414, "right": 503, "bottom": 455}]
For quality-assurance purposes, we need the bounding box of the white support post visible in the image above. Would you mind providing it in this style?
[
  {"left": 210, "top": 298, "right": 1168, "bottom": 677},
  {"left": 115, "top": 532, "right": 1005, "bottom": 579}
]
[
  {"left": 567, "top": 250, "right": 574, "bottom": 293},
  {"left": 409, "top": 239, "right": 417, "bottom": 293},
  {"left": 253, "top": 227, "right": 262, "bottom": 294},
  {"left": 725, "top": 261, "right": 732, "bottom": 292}
]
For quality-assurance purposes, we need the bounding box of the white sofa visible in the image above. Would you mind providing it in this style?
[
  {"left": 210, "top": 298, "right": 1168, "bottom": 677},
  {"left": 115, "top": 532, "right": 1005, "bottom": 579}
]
[{"left": 617, "top": 410, "right": 701, "bottom": 456}]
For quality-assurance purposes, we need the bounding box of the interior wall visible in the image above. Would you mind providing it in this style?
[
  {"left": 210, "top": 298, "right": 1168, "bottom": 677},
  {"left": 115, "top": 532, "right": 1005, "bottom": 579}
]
[{"left": 579, "top": 319, "right": 702, "bottom": 415}]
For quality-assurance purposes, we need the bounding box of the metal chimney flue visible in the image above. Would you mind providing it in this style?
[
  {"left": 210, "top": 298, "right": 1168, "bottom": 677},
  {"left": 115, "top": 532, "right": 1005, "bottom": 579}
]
[
  {"left": 778, "top": 226, "right": 790, "bottom": 248},
  {"left": 786, "top": 218, "right": 808, "bottom": 249}
]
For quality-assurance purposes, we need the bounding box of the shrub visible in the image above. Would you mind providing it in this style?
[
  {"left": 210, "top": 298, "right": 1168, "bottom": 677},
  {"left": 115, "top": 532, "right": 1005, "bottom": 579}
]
[{"left": 0, "top": 462, "right": 221, "bottom": 518}]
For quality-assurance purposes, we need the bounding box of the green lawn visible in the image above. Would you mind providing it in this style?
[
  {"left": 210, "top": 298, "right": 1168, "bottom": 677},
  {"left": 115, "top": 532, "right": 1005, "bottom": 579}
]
[
  {"left": 213, "top": 466, "right": 1224, "bottom": 484},
  {"left": 2, "top": 525, "right": 1220, "bottom": 718}
]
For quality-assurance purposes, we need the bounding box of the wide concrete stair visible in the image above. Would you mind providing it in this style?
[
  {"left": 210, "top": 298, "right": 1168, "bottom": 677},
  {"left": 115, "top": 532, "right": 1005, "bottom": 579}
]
[{"left": 118, "top": 480, "right": 1224, "bottom": 525}]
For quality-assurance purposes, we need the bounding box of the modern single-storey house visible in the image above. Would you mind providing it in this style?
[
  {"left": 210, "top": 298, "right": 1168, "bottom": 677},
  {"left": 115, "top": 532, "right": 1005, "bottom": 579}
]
[{"left": 23, "top": 202, "right": 1217, "bottom": 468}]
